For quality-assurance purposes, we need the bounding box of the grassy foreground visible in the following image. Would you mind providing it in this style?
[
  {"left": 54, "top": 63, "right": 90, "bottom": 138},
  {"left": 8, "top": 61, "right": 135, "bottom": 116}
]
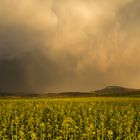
[{"left": 0, "top": 97, "right": 140, "bottom": 140}]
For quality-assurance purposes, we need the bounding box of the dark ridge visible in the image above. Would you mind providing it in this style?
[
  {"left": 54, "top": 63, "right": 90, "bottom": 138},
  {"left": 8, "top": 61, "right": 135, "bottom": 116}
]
[
  {"left": 1, "top": 86, "right": 140, "bottom": 98},
  {"left": 95, "top": 86, "right": 137, "bottom": 93},
  {"left": 93, "top": 86, "right": 140, "bottom": 97},
  {"left": 0, "top": 91, "right": 95, "bottom": 98},
  {"left": 47, "top": 92, "right": 95, "bottom": 97}
]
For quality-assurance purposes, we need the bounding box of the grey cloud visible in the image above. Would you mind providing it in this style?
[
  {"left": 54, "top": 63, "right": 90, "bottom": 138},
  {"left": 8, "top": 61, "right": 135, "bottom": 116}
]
[{"left": 0, "top": 0, "right": 140, "bottom": 92}]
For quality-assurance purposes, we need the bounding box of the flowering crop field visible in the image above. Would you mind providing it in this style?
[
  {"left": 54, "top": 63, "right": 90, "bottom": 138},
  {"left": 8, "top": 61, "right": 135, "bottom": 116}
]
[{"left": 0, "top": 97, "right": 140, "bottom": 140}]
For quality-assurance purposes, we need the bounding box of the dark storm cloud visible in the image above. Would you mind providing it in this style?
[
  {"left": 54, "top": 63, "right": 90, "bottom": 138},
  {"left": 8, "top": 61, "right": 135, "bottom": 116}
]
[{"left": 0, "top": 0, "right": 140, "bottom": 92}]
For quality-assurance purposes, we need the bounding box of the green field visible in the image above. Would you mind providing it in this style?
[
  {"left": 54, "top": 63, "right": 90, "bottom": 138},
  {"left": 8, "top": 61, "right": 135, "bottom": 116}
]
[{"left": 0, "top": 97, "right": 140, "bottom": 140}]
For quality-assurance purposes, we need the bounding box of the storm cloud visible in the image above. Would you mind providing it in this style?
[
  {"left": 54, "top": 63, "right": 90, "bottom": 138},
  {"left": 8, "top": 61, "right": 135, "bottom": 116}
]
[{"left": 0, "top": 0, "right": 140, "bottom": 92}]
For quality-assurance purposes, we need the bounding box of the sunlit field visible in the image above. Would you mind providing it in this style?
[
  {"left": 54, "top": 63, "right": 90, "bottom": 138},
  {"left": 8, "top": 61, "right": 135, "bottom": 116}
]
[{"left": 0, "top": 97, "right": 140, "bottom": 140}]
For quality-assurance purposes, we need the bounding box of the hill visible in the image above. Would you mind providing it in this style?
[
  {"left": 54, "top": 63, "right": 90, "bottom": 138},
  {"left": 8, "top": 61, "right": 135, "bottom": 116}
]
[
  {"left": 93, "top": 86, "right": 140, "bottom": 97},
  {"left": 1, "top": 86, "right": 140, "bottom": 98},
  {"left": 0, "top": 91, "right": 95, "bottom": 98}
]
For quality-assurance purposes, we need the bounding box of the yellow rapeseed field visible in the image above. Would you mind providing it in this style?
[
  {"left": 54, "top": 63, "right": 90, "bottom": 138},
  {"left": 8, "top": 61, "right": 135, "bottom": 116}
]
[{"left": 0, "top": 97, "right": 140, "bottom": 140}]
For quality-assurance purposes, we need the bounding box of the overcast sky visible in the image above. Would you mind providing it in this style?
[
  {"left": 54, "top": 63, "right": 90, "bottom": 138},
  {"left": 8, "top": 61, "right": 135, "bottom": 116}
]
[{"left": 0, "top": 0, "right": 140, "bottom": 92}]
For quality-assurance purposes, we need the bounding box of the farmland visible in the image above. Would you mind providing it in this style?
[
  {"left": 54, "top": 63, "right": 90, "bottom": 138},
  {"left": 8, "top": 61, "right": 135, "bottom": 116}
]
[{"left": 0, "top": 97, "right": 140, "bottom": 139}]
